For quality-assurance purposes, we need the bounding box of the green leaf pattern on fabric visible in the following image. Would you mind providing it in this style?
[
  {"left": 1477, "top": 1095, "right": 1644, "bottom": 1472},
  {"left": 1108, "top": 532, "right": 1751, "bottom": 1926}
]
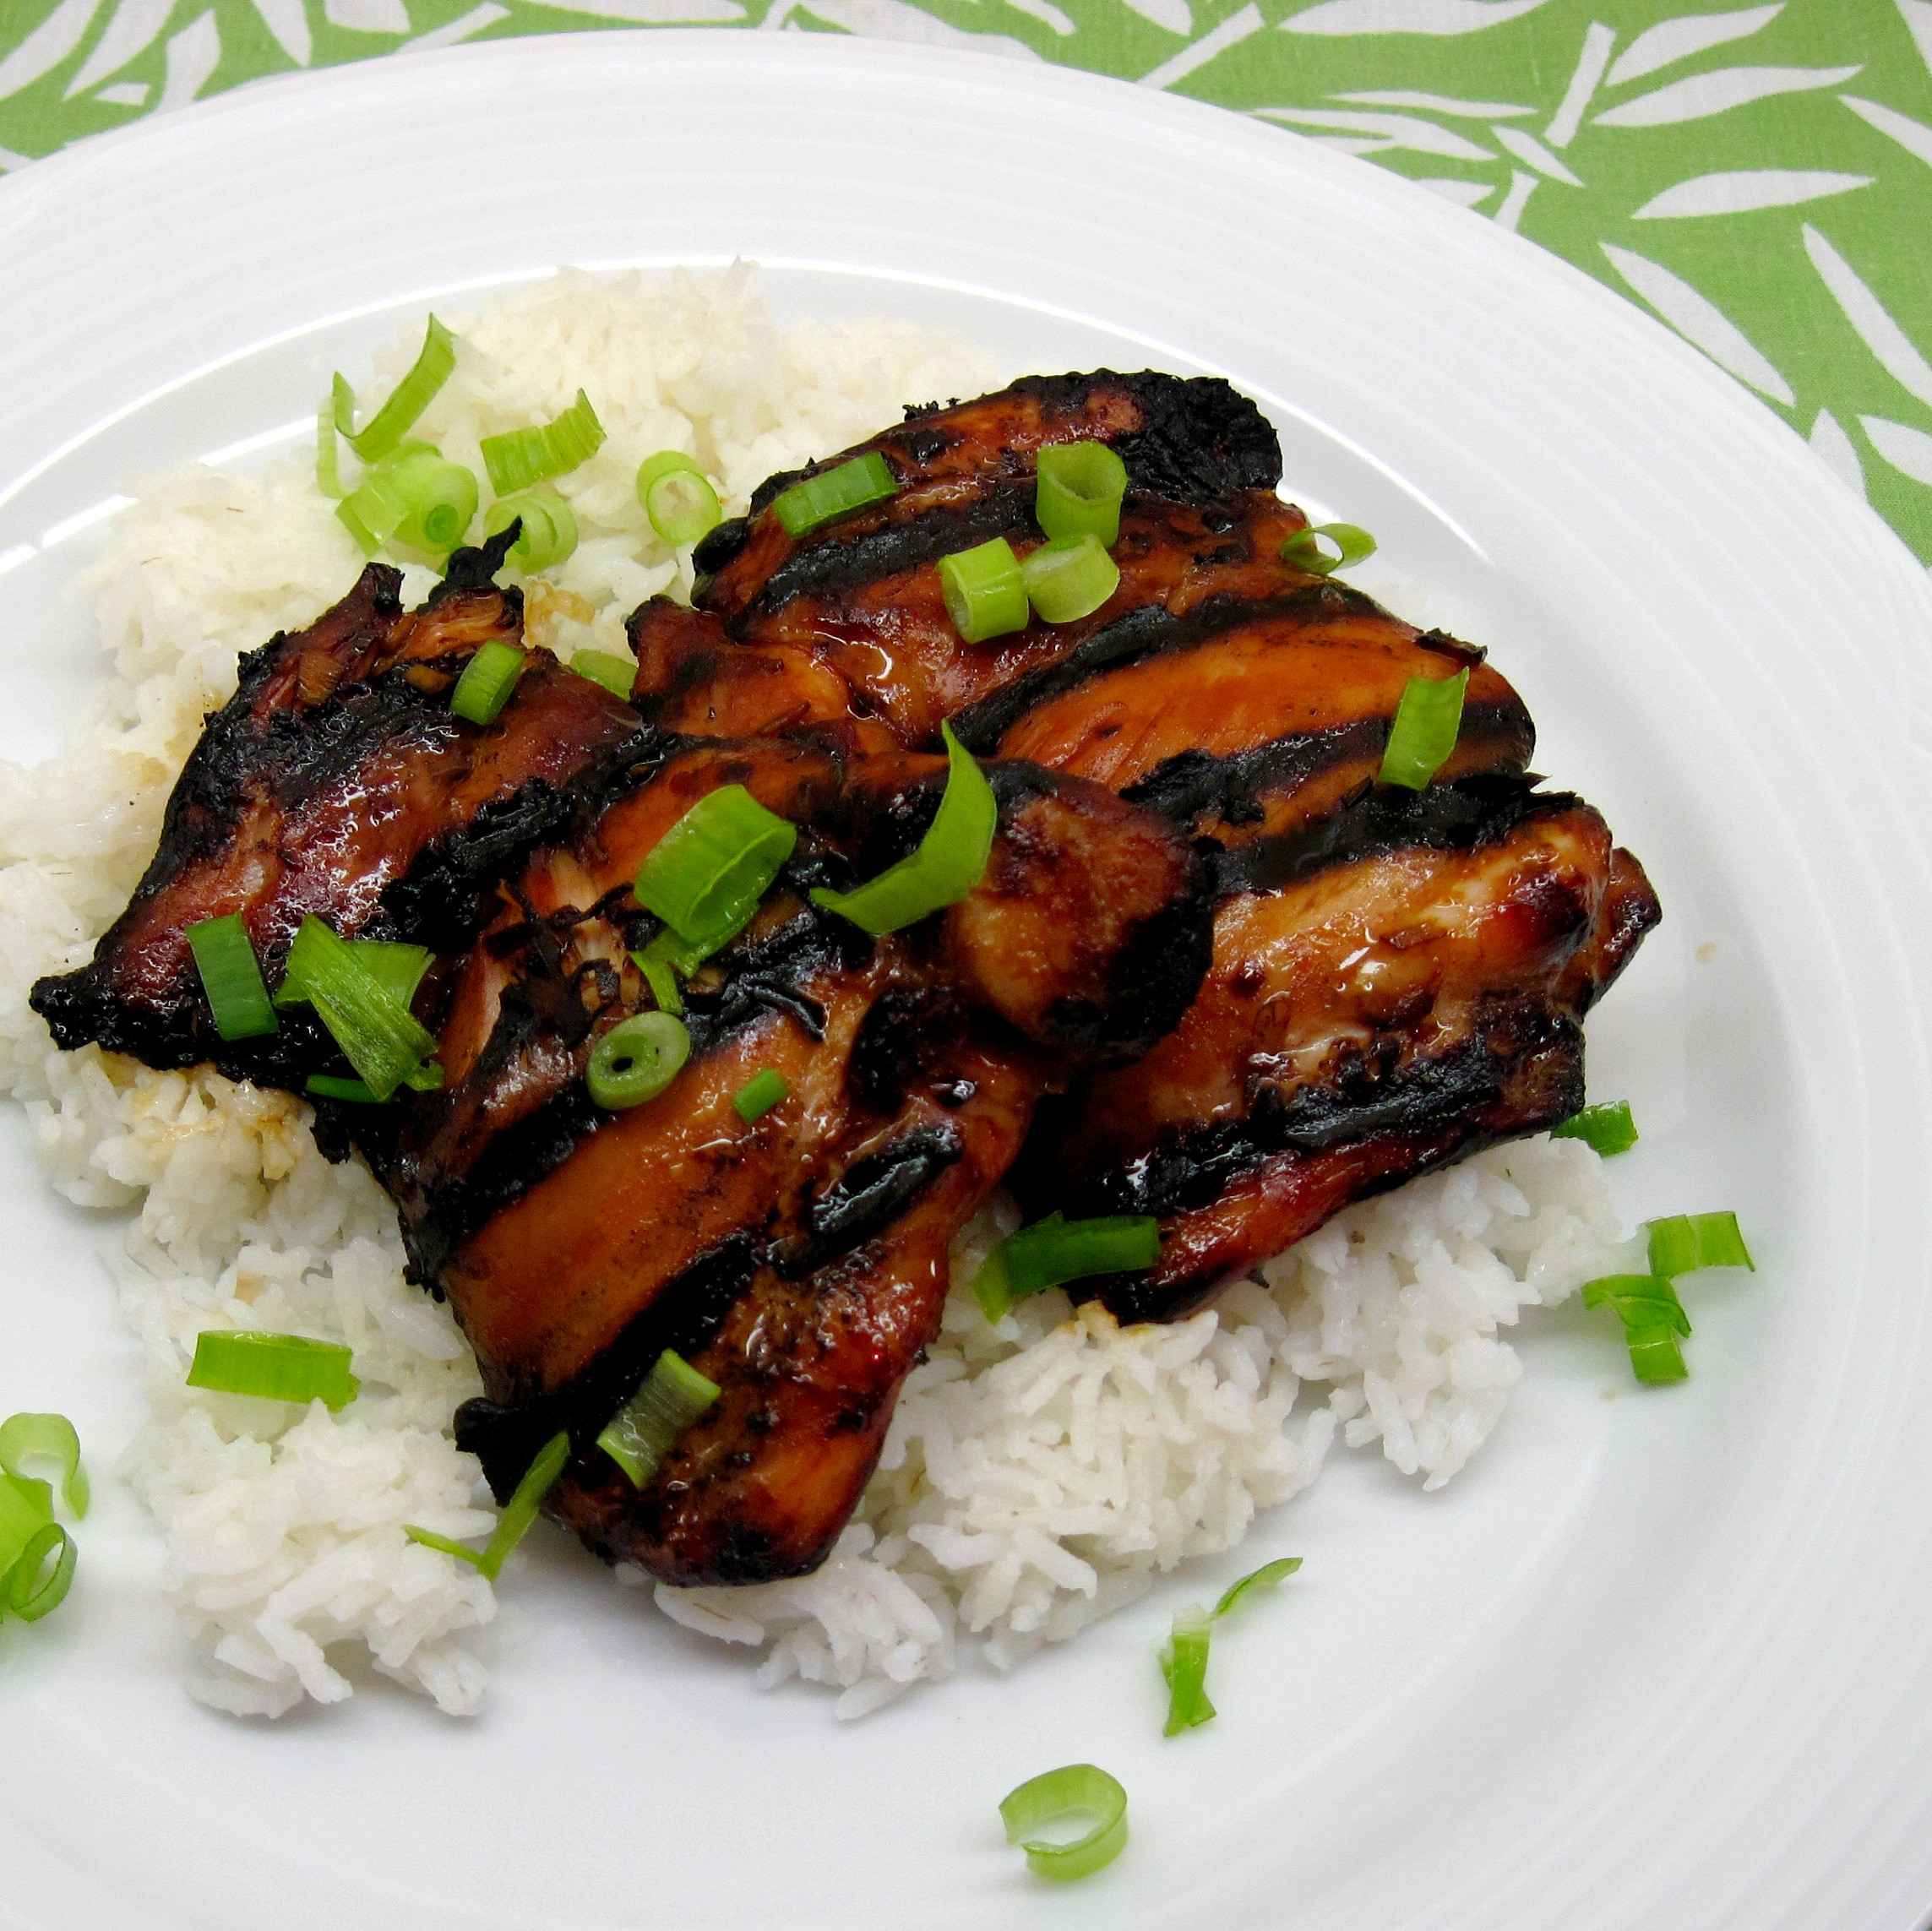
[{"left": 4, "top": 0, "right": 1929, "bottom": 561}]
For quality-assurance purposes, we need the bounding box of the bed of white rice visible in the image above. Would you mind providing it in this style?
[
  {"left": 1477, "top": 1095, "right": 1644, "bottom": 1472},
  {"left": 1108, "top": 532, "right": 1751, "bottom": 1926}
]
[{"left": 0, "top": 266, "right": 1636, "bottom": 1722}]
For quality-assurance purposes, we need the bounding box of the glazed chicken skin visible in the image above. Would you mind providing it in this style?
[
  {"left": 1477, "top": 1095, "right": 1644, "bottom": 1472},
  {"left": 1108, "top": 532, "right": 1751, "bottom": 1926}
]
[
  {"left": 30, "top": 534, "right": 649, "bottom": 1086},
  {"left": 650, "top": 370, "right": 1660, "bottom": 1317},
  {"left": 353, "top": 732, "right": 1210, "bottom": 1582}
]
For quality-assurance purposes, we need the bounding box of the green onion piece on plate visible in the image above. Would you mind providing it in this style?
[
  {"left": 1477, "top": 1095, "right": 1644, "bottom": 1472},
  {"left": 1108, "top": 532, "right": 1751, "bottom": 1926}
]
[
  {"left": 586, "top": 1012, "right": 690, "bottom": 1111},
  {"left": 335, "top": 461, "right": 415, "bottom": 557},
  {"left": 1159, "top": 1603, "right": 1216, "bottom": 1734},
  {"left": 811, "top": 723, "right": 996, "bottom": 935},
  {"left": 480, "top": 389, "right": 606, "bottom": 496},
  {"left": 733, "top": 1069, "right": 789, "bottom": 1123},
  {"left": 450, "top": 639, "right": 527, "bottom": 726},
  {"left": 634, "top": 784, "right": 798, "bottom": 953},
  {"left": 999, "top": 1765, "right": 1129, "bottom": 1882},
  {"left": 1020, "top": 532, "right": 1120, "bottom": 625},
  {"left": 1211, "top": 1554, "right": 1302, "bottom": 1621},
  {"left": 973, "top": 1210, "right": 1162, "bottom": 1323},
  {"left": 1280, "top": 521, "right": 1377, "bottom": 576},
  {"left": 570, "top": 649, "right": 637, "bottom": 701},
  {"left": 1646, "top": 1211, "right": 1755, "bottom": 1278},
  {"left": 1581, "top": 1273, "right": 1692, "bottom": 1384},
  {"left": 939, "top": 537, "right": 1029, "bottom": 643},
  {"left": 186, "top": 1330, "right": 361, "bottom": 1410},
  {"left": 1551, "top": 1100, "right": 1638, "bottom": 1156},
  {"left": 305, "top": 1074, "right": 382, "bottom": 1104},
  {"left": 316, "top": 394, "right": 345, "bottom": 500},
  {"left": 277, "top": 937, "right": 432, "bottom": 1013},
  {"left": 4, "top": 1519, "right": 75, "bottom": 1623},
  {"left": 280, "top": 915, "right": 440, "bottom": 1101},
  {"left": 380, "top": 446, "right": 478, "bottom": 556},
  {"left": 406, "top": 1431, "right": 571, "bottom": 1580},
  {"left": 0, "top": 1414, "right": 87, "bottom": 1519},
  {"left": 1379, "top": 668, "right": 1468, "bottom": 791},
  {"left": 186, "top": 914, "right": 279, "bottom": 1042},
  {"left": 597, "top": 1349, "right": 721, "bottom": 1488},
  {"left": 482, "top": 488, "right": 579, "bottom": 573},
  {"left": 333, "top": 316, "right": 457, "bottom": 465},
  {"left": 1035, "top": 440, "right": 1128, "bottom": 547},
  {"left": 638, "top": 450, "right": 723, "bottom": 547},
  {"left": 633, "top": 950, "right": 683, "bottom": 1014},
  {"left": 771, "top": 451, "right": 898, "bottom": 539}
]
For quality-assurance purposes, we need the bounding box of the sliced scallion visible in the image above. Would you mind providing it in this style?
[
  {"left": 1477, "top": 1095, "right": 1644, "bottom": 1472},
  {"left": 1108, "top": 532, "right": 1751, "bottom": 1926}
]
[
  {"left": 810, "top": 723, "right": 996, "bottom": 935},
  {"left": 1211, "top": 1555, "right": 1302, "bottom": 1620},
  {"left": 449, "top": 639, "right": 527, "bottom": 726},
  {"left": 1378, "top": 667, "right": 1468, "bottom": 791},
  {"left": 277, "top": 937, "right": 431, "bottom": 1013},
  {"left": 1647, "top": 1211, "right": 1754, "bottom": 1278},
  {"left": 571, "top": 650, "right": 637, "bottom": 700},
  {"left": 999, "top": 1765, "right": 1129, "bottom": 1882},
  {"left": 280, "top": 915, "right": 440, "bottom": 1101},
  {"left": 333, "top": 316, "right": 457, "bottom": 465},
  {"left": 305, "top": 1074, "right": 381, "bottom": 1104},
  {"left": 733, "top": 1069, "right": 789, "bottom": 1123},
  {"left": 638, "top": 450, "right": 723, "bottom": 547},
  {"left": 1280, "top": 521, "right": 1377, "bottom": 576},
  {"left": 186, "top": 1330, "right": 361, "bottom": 1410},
  {"left": 771, "top": 451, "right": 898, "bottom": 540},
  {"left": 973, "top": 1210, "right": 1162, "bottom": 1324},
  {"left": 597, "top": 1349, "right": 721, "bottom": 1488},
  {"left": 1036, "top": 440, "right": 1128, "bottom": 547},
  {"left": 1551, "top": 1100, "right": 1638, "bottom": 1156},
  {"left": 939, "top": 537, "right": 1029, "bottom": 644},
  {"left": 5, "top": 1519, "right": 74, "bottom": 1623},
  {"left": 482, "top": 488, "right": 578, "bottom": 573},
  {"left": 480, "top": 390, "right": 606, "bottom": 497},
  {"left": 586, "top": 1012, "right": 690, "bottom": 1111},
  {"left": 316, "top": 393, "right": 345, "bottom": 500},
  {"left": 1581, "top": 1273, "right": 1691, "bottom": 1384},
  {"left": 336, "top": 462, "right": 414, "bottom": 557},
  {"left": 186, "top": 914, "right": 279, "bottom": 1042},
  {"left": 634, "top": 784, "right": 798, "bottom": 953},
  {"left": 0, "top": 1414, "right": 87, "bottom": 1519},
  {"left": 634, "top": 950, "right": 683, "bottom": 1014},
  {"left": 380, "top": 446, "right": 478, "bottom": 557},
  {"left": 406, "top": 1430, "right": 570, "bottom": 1580},
  {"left": 1159, "top": 1603, "right": 1216, "bottom": 1735},
  {"left": 1020, "top": 532, "right": 1120, "bottom": 625}
]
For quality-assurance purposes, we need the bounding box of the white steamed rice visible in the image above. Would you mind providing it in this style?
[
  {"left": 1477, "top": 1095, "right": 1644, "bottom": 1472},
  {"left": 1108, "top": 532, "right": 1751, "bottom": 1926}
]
[{"left": 0, "top": 266, "right": 1636, "bottom": 1722}]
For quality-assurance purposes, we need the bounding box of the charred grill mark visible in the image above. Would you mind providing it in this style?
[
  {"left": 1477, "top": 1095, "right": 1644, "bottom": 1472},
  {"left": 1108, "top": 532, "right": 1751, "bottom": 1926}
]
[
  {"left": 772, "top": 1123, "right": 963, "bottom": 1277},
  {"left": 948, "top": 588, "right": 1368, "bottom": 753}
]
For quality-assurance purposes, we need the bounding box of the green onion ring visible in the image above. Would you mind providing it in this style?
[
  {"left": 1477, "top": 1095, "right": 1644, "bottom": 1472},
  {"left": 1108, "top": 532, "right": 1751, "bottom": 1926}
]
[
  {"left": 185, "top": 914, "right": 279, "bottom": 1043},
  {"left": 732, "top": 1068, "right": 789, "bottom": 1123},
  {"left": 1211, "top": 1555, "right": 1302, "bottom": 1620},
  {"left": 633, "top": 784, "right": 798, "bottom": 954},
  {"left": 973, "top": 1210, "right": 1162, "bottom": 1323},
  {"left": 1646, "top": 1210, "right": 1755, "bottom": 1278},
  {"left": 185, "top": 1331, "right": 362, "bottom": 1411},
  {"left": 939, "top": 537, "right": 1030, "bottom": 643},
  {"left": 638, "top": 451, "right": 723, "bottom": 547},
  {"left": 279, "top": 915, "right": 439, "bottom": 1101},
  {"left": 771, "top": 451, "right": 899, "bottom": 539},
  {"left": 0, "top": 1414, "right": 87, "bottom": 1518},
  {"left": 597, "top": 1350, "right": 721, "bottom": 1488},
  {"left": 1035, "top": 440, "right": 1128, "bottom": 547},
  {"left": 482, "top": 488, "right": 579, "bottom": 573},
  {"left": 1551, "top": 1100, "right": 1639, "bottom": 1156},
  {"left": 332, "top": 316, "right": 458, "bottom": 466},
  {"left": 1159, "top": 1604, "right": 1216, "bottom": 1735},
  {"left": 586, "top": 1012, "right": 690, "bottom": 1111},
  {"left": 1280, "top": 521, "right": 1377, "bottom": 576},
  {"left": 1378, "top": 667, "right": 1468, "bottom": 791},
  {"left": 480, "top": 390, "right": 606, "bottom": 496},
  {"left": 570, "top": 649, "right": 637, "bottom": 701},
  {"left": 999, "top": 1765, "right": 1129, "bottom": 1881},
  {"left": 5, "top": 1520, "right": 75, "bottom": 1623},
  {"left": 449, "top": 639, "right": 527, "bottom": 726}
]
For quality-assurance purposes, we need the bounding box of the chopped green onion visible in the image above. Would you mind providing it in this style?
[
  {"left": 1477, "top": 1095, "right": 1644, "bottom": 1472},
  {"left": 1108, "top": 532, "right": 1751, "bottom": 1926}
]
[
  {"left": 586, "top": 1012, "right": 690, "bottom": 1111},
  {"left": 378, "top": 446, "right": 478, "bottom": 557},
  {"left": 186, "top": 1330, "right": 361, "bottom": 1410},
  {"left": 0, "top": 1414, "right": 87, "bottom": 1519},
  {"left": 1020, "top": 532, "right": 1120, "bottom": 625},
  {"left": 278, "top": 937, "right": 431, "bottom": 1013},
  {"left": 939, "top": 537, "right": 1029, "bottom": 643},
  {"left": 1378, "top": 667, "right": 1468, "bottom": 791},
  {"left": 1552, "top": 1100, "right": 1638, "bottom": 1156},
  {"left": 634, "top": 784, "right": 798, "bottom": 951},
  {"left": 972, "top": 1210, "right": 1162, "bottom": 1323},
  {"left": 335, "top": 462, "right": 414, "bottom": 556},
  {"left": 1035, "top": 440, "right": 1128, "bottom": 547},
  {"left": 771, "top": 451, "right": 899, "bottom": 539},
  {"left": 305, "top": 1074, "right": 381, "bottom": 1103},
  {"left": 450, "top": 639, "right": 527, "bottom": 726},
  {"left": 596, "top": 1349, "right": 721, "bottom": 1488},
  {"left": 316, "top": 394, "right": 345, "bottom": 500},
  {"left": 482, "top": 487, "right": 578, "bottom": 573},
  {"left": 634, "top": 950, "right": 683, "bottom": 1014},
  {"left": 281, "top": 915, "right": 439, "bottom": 1101},
  {"left": 406, "top": 1431, "right": 570, "bottom": 1580},
  {"left": 810, "top": 722, "right": 997, "bottom": 935},
  {"left": 333, "top": 315, "right": 458, "bottom": 465},
  {"left": 480, "top": 390, "right": 606, "bottom": 496},
  {"left": 186, "top": 914, "right": 279, "bottom": 1042},
  {"left": 733, "top": 1069, "right": 789, "bottom": 1123},
  {"left": 1581, "top": 1274, "right": 1692, "bottom": 1384},
  {"left": 1159, "top": 1603, "right": 1216, "bottom": 1735},
  {"left": 999, "top": 1765, "right": 1129, "bottom": 1882},
  {"left": 1280, "top": 521, "right": 1377, "bottom": 576},
  {"left": 1211, "top": 1555, "right": 1302, "bottom": 1620},
  {"left": 5, "top": 1519, "right": 74, "bottom": 1623},
  {"left": 571, "top": 649, "right": 637, "bottom": 700},
  {"left": 638, "top": 926, "right": 707, "bottom": 980},
  {"left": 1647, "top": 1211, "right": 1755, "bottom": 1278},
  {"left": 638, "top": 450, "right": 723, "bottom": 547}
]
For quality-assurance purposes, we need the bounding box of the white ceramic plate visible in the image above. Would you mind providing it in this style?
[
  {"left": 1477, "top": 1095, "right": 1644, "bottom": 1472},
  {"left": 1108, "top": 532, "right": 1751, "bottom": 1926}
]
[{"left": 3, "top": 35, "right": 1930, "bottom": 1931}]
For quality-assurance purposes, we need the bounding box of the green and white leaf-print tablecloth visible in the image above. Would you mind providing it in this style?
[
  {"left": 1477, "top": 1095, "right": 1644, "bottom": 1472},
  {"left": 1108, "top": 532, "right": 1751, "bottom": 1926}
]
[{"left": 5, "top": 0, "right": 1931, "bottom": 563}]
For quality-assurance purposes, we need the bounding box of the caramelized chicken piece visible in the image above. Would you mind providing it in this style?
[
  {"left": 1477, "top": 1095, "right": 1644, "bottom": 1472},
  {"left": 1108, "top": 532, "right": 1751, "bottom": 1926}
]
[
  {"left": 355, "top": 734, "right": 1211, "bottom": 1582},
  {"left": 30, "top": 538, "right": 650, "bottom": 1084}
]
